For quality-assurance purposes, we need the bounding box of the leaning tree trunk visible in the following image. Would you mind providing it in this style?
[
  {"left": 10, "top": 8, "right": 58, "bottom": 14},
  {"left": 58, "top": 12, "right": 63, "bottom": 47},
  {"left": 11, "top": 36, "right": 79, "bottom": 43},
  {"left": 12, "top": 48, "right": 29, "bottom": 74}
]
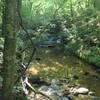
[{"left": 2, "top": 0, "right": 18, "bottom": 100}]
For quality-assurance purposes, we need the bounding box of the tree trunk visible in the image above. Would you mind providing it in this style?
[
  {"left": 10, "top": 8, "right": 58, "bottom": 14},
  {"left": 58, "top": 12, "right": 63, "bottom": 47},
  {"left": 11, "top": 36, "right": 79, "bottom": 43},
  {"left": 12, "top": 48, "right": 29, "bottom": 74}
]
[{"left": 2, "top": 0, "right": 18, "bottom": 100}]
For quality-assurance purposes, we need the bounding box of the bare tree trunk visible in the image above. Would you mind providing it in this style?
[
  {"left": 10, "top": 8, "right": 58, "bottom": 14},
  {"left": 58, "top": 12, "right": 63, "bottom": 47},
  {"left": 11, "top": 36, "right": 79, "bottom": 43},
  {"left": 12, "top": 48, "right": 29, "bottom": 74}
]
[{"left": 2, "top": 0, "right": 17, "bottom": 100}]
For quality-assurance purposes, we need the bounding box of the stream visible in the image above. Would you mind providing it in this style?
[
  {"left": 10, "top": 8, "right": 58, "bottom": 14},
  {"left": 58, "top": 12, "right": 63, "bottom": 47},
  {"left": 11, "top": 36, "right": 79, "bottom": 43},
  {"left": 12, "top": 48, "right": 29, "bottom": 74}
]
[{"left": 28, "top": 45, "right": 100, "bottom": 97}]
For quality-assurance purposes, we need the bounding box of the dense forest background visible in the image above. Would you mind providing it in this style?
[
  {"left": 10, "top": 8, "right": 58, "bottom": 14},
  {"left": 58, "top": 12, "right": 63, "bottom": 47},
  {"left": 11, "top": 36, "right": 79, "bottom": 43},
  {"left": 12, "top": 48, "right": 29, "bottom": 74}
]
[{"left": 0, "top": 0, "right": 100, "bottom": 100}]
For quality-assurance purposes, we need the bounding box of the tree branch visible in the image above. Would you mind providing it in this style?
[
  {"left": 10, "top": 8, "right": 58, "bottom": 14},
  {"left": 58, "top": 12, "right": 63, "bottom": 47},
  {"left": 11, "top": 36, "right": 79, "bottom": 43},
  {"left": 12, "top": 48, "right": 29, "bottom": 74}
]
[{"left": 21, "top": 77, "right": 52, "bottom": 100}]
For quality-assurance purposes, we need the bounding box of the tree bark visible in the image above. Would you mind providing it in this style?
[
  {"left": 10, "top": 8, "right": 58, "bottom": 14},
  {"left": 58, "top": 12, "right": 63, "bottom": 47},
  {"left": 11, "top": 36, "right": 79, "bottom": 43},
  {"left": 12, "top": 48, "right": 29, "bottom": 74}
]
[{"left": 2, "top": 0, "right": 18, "bottom": 100}]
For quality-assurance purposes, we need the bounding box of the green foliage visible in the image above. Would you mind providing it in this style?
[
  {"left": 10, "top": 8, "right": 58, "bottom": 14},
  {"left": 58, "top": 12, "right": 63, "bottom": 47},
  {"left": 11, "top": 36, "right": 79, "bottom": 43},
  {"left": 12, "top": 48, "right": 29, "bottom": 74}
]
[
  {"left": 18, "top": 0, "right": 100, "bottom": 67},
  {"left": 93, "top": 0, "right": 100, "bottom": 10},
  {"left": 0, "top": 0, "right": 3, "bottom": 25},
  {"left": 21, "top": 0, "right": 55, "bottom": 26}
]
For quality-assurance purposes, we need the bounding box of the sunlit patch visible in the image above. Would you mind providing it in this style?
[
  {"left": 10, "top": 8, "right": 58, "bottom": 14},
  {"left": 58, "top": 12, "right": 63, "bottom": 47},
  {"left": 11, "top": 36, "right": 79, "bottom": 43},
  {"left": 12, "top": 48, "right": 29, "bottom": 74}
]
[
  {"left": 42, "top": 67, "right": 57, "bottom": 72},
  {"left": 48, "top": 59, "right": 64, "bottom": 67},
  {"left": 40, "top": 64, "right": 47, "bottom": 67},
  {"left": 27, "top": 67, "right": 39, "bottom": 76},
  {"left": 50, "top": 67, "right": 57, "bottom": 71},
  {"left": 51, "top": 61, "right": 64, "bottom": 67}
]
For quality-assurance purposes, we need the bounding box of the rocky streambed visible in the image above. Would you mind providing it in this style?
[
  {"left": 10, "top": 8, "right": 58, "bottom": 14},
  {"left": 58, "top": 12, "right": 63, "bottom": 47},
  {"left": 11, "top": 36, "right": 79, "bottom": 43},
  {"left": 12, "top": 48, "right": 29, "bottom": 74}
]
[
  {"left": 27, "top": 79, "right": 98, "bottom": 100},
  {"left": 26, "top": 47, "right": 100, "bottom": 100}
]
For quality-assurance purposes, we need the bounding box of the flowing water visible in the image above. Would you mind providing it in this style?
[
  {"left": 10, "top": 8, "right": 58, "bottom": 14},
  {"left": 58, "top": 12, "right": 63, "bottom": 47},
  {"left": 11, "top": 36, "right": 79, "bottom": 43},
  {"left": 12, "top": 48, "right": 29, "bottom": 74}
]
[{"left": 28, "top": 46, "right": 100, "bottom": 97}]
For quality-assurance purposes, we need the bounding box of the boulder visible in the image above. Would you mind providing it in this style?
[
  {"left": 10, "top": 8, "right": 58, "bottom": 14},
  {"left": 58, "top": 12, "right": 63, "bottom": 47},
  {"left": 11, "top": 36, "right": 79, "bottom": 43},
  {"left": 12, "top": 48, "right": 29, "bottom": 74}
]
[{"left": 75, "top": 87, "right": 89, "bottom": 95}]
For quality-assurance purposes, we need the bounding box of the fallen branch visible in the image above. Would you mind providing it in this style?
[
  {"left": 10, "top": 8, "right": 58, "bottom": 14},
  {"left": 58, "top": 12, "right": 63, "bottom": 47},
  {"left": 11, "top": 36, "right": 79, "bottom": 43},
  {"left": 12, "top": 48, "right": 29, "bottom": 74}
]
[{"left": 21, "top": 77, "right": 52, "bottom": 100}]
